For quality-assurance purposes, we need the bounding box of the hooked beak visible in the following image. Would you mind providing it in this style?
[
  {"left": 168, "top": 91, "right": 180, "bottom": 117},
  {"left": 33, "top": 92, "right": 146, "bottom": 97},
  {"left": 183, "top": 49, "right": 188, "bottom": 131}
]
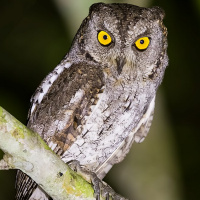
[{"left": 116, "top": 57, "right": 126, "bottom": 75}]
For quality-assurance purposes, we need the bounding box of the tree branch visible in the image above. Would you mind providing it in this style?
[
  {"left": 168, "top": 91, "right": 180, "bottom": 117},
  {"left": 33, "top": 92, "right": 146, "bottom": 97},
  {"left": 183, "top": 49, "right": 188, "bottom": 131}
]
[{"left": 0, "top": 106, "right": 95, "bottom": 200}]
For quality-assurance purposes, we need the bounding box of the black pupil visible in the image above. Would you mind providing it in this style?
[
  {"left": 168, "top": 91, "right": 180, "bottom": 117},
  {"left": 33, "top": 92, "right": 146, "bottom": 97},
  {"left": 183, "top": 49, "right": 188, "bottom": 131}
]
[
  {"left": 103, "top": 35, "right": 108, "bottom": 40},
  {"left": 140, "top": 40, "right": 144, "bottom": 44}
]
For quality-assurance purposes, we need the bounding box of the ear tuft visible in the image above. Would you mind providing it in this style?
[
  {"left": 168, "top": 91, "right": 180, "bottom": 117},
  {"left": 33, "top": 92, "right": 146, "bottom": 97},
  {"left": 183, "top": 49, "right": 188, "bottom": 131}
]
[
  {"left": 150, "top": 6, "right": 165, "bottom": 20},
  {"left": 89, "top": 3, "right": 105, "bottom": 14}
]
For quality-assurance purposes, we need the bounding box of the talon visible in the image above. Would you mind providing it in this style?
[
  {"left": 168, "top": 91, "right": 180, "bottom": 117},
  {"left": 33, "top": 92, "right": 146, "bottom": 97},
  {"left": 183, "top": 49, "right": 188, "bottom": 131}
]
[
  {"left": 96, "top": 194, "right": 100, "bottom": 200},
  {"left": 106, "top": 193, "right": 110, "bottom": 200}
]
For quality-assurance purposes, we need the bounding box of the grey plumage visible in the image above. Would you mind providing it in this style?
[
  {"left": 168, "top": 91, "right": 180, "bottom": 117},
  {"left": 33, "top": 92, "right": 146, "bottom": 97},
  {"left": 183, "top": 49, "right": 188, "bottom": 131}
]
[{"left": 16, "top": 3, "right": 168, "bottom": 200}]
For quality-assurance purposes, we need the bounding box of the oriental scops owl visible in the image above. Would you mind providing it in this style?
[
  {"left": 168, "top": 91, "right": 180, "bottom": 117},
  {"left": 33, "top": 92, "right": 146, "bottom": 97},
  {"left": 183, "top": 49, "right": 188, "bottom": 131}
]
[{"left": 16, "top": 3, "right": 168, "bottom": 200}]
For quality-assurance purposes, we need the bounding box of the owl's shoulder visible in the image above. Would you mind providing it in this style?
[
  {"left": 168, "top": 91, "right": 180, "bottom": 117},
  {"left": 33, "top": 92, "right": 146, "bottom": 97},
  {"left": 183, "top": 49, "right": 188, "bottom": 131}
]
[
  {"left": 28, "top": 61, "right": 72, "bottom": 118},
  {"left": 28, "top": 60, "right": 103, "bottom": 120}
]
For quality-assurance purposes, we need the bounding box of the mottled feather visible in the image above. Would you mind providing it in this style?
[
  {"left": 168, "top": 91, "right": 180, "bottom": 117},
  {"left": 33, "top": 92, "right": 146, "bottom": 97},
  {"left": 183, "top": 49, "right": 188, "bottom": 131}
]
[{"left": 16, "top": 3, "right": 168, "bottom": 199}]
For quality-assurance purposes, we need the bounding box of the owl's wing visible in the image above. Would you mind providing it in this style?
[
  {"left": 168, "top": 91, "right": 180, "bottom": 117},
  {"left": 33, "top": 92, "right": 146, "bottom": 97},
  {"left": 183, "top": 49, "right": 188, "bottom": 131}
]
[
  {"left": 27, "top": 62, "right": 72, "bottom": 119},
  {"left": 133, "top": 96, "right": 155, "bottom": 144},
  {"left": 95, "top": 96, "right": 155, "bottom": 179},
  {"left": 15, "top": 61, "right": 104, "bottom": 200}
]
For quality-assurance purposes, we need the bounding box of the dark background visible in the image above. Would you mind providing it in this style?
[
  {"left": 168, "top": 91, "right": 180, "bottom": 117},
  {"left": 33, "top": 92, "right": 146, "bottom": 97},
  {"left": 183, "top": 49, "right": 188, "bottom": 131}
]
[{"left": 0, "top": 0, "right": 200, "bottom": 199}]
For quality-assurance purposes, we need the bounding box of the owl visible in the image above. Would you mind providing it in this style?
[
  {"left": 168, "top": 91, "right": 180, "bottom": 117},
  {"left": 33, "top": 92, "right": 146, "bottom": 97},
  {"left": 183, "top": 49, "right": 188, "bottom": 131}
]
[{"left": 15, "top": 3, "right": 168, "bottom": 200}]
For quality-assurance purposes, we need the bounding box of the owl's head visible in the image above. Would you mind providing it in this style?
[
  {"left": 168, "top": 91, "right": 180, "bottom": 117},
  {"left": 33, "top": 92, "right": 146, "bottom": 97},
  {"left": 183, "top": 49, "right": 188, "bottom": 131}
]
[{"left": 69, "top": 3, "right": 168, "bottom": 83}]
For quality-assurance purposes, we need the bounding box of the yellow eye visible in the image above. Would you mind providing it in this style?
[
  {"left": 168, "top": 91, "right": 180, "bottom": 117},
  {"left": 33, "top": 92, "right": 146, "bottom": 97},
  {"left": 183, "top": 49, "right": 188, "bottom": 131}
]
[
  {"left": 135, "top": 37, "right": 150, "bottom": 50},
  {"left": 98, "top": 31, "right": 112, "bottom": 46}
]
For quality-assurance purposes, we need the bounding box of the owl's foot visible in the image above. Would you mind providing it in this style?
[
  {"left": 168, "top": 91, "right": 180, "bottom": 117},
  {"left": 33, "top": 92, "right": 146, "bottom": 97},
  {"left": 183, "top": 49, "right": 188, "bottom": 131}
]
[
  {"left": 91, "top": 171, "right": 127, "bottom": 200},
  {"left": 68, "top": 160, "right": 127, "bottom": 200}
]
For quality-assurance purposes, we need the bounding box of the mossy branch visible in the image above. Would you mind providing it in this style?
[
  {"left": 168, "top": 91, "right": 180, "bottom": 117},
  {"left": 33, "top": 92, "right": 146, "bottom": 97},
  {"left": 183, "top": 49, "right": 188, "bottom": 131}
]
[{"left": 0, "top": 106, "right": 96, "bottom": 200}]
